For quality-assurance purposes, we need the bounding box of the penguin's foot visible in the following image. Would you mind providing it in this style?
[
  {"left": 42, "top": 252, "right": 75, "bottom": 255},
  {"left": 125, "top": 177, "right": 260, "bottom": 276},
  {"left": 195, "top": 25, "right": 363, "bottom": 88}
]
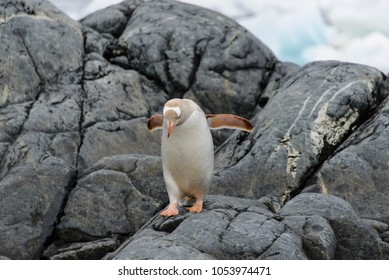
[
  {"left": 160, "top": 203, "right": 179, "bottom": 217},
  {"left": 187, "top": 201, "right": 203, "bottom": 213}
]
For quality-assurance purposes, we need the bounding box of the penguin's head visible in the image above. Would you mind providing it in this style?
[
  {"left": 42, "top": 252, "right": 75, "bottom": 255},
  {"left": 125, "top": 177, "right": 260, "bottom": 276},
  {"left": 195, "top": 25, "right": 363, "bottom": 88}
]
[{"left": 163, "top": 101, "right": 181, "bottom": 138}]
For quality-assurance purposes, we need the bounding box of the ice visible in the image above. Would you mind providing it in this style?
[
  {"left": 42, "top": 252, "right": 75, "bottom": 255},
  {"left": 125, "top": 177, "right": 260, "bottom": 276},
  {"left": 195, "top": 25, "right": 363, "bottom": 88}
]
[
  {"left": 304, "top": 31, "right": 389, "bottom": 72},
  {"left": 238, "top": 7, "right": 331, "bottom": 64}
]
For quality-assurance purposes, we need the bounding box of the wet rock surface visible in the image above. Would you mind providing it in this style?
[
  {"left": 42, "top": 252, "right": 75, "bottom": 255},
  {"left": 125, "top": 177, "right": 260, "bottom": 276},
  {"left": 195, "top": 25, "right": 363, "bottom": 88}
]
[{"left": 0, "top": 0, "right": 388, "bottom": 259}]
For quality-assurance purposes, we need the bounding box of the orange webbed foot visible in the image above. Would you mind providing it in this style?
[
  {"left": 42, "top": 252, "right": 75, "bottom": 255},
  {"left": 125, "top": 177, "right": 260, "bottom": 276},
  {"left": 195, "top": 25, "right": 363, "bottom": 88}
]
[
  {"left": 160, "top": 203, "right": 179, "bottom": 217},
  {"left": 187, "top": 202, "right": 203, "bottom": 213}
]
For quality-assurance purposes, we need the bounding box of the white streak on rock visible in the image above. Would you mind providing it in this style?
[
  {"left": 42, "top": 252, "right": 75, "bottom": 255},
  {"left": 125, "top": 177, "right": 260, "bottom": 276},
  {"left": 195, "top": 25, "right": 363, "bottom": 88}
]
[{"left": 310, "top": 81, "right": 363, "bottom": 155}]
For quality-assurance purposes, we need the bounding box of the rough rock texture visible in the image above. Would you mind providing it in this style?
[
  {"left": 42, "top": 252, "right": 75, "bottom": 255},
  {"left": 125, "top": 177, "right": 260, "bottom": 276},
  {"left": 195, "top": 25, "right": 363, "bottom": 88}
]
[
  {"left": 278, "top": 193, "right": 385, "bottom": 259},
  {"left": 212, "top": 61, "right": 386, "bottom": 200},
  {"left": 304, "top": 92, "right": 389, "bottom": 224},
  {"left": 105, "top": 195, "right": 305, "bottom": 260},
  {"left": 0, "top": 0, "right": 83, "bottom": 259},
  {"left": 43, "top": 238, "right": 119, "bottom": 260},
  {"left": 1, "top": 0, "right": 389, "bottom": 259},
  {"left": 57, "top": 155, "right": 166, "bottom": 243},
  {"left": 105, "top": 194, "right": 388, "bottom": 260}
]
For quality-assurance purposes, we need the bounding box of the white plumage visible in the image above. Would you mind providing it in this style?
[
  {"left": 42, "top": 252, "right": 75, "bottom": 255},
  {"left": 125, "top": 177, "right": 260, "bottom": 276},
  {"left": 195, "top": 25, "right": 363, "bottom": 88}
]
[{"left": 147, "top": 98, "right": 253, "bottom": 216}]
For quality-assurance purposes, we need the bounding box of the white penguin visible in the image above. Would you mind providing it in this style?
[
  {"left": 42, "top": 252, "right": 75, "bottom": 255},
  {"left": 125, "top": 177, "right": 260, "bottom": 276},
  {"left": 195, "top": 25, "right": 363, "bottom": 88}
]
[{"left": 147, "top": 98, "right": 253, "bottom": 216}]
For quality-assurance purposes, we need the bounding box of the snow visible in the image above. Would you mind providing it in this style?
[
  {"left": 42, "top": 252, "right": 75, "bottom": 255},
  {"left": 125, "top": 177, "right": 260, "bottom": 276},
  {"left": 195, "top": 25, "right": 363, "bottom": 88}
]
[
  {"left": 304, "top": 31, "right": 389, "bottom": 72},
  {"left": 48, "top": 0, "right": 389, "bottom": 73}
]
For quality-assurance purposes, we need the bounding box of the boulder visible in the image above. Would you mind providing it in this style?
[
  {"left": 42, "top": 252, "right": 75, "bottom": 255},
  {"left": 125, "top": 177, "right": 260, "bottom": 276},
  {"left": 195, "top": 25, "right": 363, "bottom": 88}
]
[
  {"left": 278, "top": 193, "right": 387, "bottom": 259},
  {"left": 105, "top": 195, "right": 307, "bottom": 260},
  {"left": 106, "top": 194, "right": 388, "bottom": 260},
  {"left": 212, "top": 61, "right": 387, "bottom": 201},
  {"left": 304, "top": 88, "right": 389, "bottom": 224},
  {"left": 0, "top": 0, "right": 83, "bottom": 259},
  {"left": 110, "top": 0, "right": 277, "bottom": 117},
  {"left": 57, "top": 155, "right": 166, "bottom": 242},
  {"left": 43, "top": 238, "right": 120, "bottom": 260}
]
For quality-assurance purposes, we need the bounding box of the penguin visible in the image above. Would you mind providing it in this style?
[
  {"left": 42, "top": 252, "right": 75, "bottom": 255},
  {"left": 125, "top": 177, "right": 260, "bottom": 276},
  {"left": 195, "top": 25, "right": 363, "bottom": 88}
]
[{"left": 147, "top": 98, "right": 253, "bottom": 216}]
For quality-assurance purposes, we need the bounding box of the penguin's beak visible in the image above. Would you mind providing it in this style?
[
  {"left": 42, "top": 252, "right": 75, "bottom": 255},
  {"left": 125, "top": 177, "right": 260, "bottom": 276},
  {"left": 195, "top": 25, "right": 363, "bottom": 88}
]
[{"left": 167, "top": 121, "right": 177, "bottom": 138}]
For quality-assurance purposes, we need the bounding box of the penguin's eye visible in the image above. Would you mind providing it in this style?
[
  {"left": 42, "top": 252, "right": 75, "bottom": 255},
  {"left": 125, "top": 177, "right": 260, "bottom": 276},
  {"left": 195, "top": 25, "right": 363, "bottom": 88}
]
[{"left": 163, "top": 106, "right": 181, "bottom": 117}]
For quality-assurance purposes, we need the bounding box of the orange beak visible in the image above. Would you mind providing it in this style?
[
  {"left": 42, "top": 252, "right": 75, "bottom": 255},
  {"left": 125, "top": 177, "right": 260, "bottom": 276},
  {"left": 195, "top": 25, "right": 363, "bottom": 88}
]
[{"left": 167, "top": 121, "right": 176, "bottom": 138}]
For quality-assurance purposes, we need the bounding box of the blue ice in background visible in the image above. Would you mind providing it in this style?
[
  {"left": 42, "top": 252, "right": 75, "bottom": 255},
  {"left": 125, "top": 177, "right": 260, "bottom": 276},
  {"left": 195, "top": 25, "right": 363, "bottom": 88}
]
[
  {"left": 235, "top": 3, "right": 331, "bottom": 65},
  {"left": 48, "top": 0, "right": 389, "bottom": 73}
]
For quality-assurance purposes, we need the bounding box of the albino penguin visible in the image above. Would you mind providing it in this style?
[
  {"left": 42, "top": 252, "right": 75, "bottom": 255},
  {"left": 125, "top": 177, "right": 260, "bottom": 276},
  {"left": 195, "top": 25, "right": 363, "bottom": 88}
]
[{"left": 147, "top": 98, "right": 253, "bottom": 217}]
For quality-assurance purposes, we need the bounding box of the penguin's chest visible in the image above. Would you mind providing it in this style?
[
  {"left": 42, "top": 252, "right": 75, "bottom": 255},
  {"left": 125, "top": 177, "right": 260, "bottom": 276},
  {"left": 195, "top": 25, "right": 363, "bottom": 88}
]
[{"left": 161, "top": 115, "right": 214, "bottom": 191}]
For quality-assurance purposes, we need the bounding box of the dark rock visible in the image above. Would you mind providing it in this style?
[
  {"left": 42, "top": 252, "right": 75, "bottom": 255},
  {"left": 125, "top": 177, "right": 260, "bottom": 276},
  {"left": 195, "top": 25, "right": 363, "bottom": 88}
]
[
  {"left": 304, "top": 90, "right": 389, "bottom": 224},
  {"left": 57, "top": 170, "right": 135, "bottom": 242},
  {"left": 77, "top": 119, "right": 161, "bottom": 171},
  {"left": 83, "top": 154, "right": 167, "bottom": 202},
  {"left": 44, "top": 238, "right": 120, "bottom": 260},
  {"left": 362, "top": 219, "right": 389, "bottom": 234},
  {"left": 81, "top": 0, "right": 142, "bottom": 38},
  {"left": 302, "top": 216, "right": 337, "bottom": 260},
  {"left": 212, "top": 61, "right": 387, "bottom": 203},
  {"left": 257, "top": 232, "right": 307, "bottom": 260},
  {"left": 113, "top": 0, "right": 277, "bottom": 117},
  {"left": 106, "top": 194, "right": 386, "bottom": 260},
  {"left": 0, "top": 0, "right": 83, "bottom": 259},
  {"left": 258, "top": 61, "right": 300, "bottom": 109},
  {"left": 57, "top": 154, "right": 166, "bottom": 242},
  {"left": 106, "top": 195, "right": 308, "bottom": 260},
  {"left": 57, "top": 167, "right": 164, "bottom": 242},
  {"left": 279, "top": 193, "right": 386, "bottom": 259},
  {"left": 282, "top": 215, "right": 336, "bottom": 259},
  {"left": 381, "top": 231, "right": 389, "bottom": 243}
]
